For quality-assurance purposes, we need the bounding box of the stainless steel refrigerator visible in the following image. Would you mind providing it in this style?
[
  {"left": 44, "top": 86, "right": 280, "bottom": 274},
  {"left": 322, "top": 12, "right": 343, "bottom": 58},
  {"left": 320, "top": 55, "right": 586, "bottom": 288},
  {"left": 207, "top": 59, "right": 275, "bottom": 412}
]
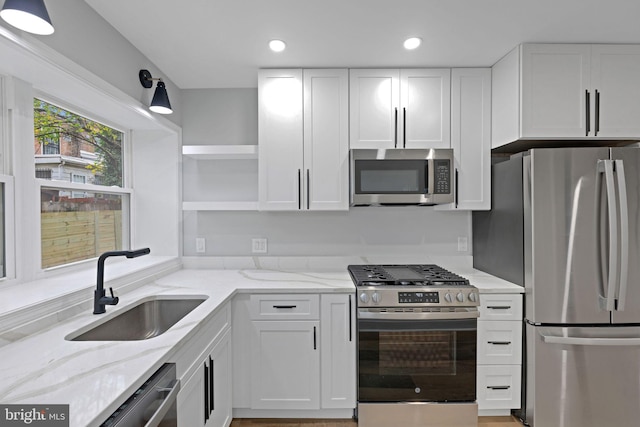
[{"left": 473, "top": 147, "right": 640, "bottom": 427}]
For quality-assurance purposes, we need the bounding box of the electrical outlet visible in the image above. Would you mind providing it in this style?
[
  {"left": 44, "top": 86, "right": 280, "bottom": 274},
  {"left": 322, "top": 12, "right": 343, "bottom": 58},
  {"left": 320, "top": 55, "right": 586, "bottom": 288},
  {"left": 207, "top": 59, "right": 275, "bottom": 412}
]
[
  {"left": 457, "top": 237, "right": 468, "bottom": 252},
  {"left": 196, "top": 237, "right": 206, "bottom": 253},
  {"left": 252, "top": 238, "right": 268, "bottom": 254}
]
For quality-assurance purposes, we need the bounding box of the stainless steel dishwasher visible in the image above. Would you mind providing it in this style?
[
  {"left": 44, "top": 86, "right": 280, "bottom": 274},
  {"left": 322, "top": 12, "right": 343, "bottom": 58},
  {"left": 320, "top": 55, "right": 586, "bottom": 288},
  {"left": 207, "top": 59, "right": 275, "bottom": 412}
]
[{"left": 101, "top": 363, "right": 180, "bottom": 427}]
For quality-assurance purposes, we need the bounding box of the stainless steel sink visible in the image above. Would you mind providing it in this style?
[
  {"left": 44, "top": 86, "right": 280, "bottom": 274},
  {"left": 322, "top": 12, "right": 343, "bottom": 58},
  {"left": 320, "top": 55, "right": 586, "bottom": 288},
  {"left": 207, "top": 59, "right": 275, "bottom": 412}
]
[{"left": 67, "top": 296, "right": 207, "bottom": 341}]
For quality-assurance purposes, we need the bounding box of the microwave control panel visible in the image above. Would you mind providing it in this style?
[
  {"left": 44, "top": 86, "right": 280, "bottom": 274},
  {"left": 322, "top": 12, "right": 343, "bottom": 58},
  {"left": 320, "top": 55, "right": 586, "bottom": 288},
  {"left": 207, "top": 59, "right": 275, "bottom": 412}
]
[{"left": 433, "top": 159, "right": 451, "bottom": 194}]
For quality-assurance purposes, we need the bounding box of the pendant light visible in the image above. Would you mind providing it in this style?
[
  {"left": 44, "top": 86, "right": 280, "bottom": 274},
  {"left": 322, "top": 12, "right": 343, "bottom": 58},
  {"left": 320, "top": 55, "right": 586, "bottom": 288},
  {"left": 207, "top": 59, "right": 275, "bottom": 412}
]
[
  {"left": 139, "top": 69, "right": 173, "bottom": 115},
  {"left": 0, "top": 0, "right": 54, "bottom": 35}
]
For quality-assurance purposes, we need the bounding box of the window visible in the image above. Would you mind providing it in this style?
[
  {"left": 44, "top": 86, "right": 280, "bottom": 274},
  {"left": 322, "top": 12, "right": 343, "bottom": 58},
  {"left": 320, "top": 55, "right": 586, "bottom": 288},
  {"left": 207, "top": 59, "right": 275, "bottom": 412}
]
[{"left": 34, "top": 98, "right": 129, "bottom": 269}]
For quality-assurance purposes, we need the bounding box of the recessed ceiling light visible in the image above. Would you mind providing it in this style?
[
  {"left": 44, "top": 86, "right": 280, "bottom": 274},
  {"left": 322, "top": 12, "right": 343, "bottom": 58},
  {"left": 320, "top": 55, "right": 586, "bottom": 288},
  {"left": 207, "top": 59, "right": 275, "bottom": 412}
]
[
  {"left": 269, "top": 39, "right": 286, "bottom": 52},
  {"left": 404, "top": 37, "right": 422, "bottom": 50}
]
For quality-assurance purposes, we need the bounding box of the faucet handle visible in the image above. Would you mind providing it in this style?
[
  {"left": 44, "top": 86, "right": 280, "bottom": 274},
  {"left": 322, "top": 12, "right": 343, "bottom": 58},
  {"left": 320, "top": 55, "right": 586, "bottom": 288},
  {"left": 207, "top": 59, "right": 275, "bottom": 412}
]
[{"left": 109, "top": 287, "right": 119, "bottom": 305}]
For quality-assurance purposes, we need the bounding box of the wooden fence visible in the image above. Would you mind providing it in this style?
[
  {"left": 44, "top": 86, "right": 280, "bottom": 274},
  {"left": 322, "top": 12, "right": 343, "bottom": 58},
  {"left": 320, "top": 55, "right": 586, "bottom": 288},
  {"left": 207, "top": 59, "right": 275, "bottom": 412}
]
[{"left": 41, "top": 210, "right": 122, "bottom": 269}]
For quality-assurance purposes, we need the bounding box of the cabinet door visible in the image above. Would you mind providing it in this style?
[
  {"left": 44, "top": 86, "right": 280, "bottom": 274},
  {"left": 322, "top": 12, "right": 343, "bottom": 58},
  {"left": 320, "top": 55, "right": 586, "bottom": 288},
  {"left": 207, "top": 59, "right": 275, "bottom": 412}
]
[
  {"left": 521, "top": 44, "right": 591, "bottom": 138},
  {"left": 438, "top": 68, "right": 491, "bottom": 211},
  {"left": 303, "top": 69, "right": 349, "bottom": 211},
  {"left": 251, "top": 320, "right": 320, "bottom": 409},
  {"left": 177, "top": 361, "right": 206, "bottom": 427},
  {"left": 349, "top": 69, "right": 400, "bottom": 149},
  {"left": 258, "top": 69, "right": 304, "bottom": 210},
  {"left": 591, "top": 45, "right": 640, "bottom": 137},
  {"left": 320, "top": 294, "right": 356, "bottom": 409},
  {"left": 400, "top": 69, "right": 451, "bottom": 148},
  {"left": 210, "top": 332, "right": 232, "bottom": 427}
]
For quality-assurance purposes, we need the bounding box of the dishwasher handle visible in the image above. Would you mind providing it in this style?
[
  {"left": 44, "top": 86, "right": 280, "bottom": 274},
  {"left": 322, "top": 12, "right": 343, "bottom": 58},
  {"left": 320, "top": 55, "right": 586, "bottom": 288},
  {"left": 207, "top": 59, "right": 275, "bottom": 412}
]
[{"left": 144, "top": 379, "right": 180, "bottom": 427}]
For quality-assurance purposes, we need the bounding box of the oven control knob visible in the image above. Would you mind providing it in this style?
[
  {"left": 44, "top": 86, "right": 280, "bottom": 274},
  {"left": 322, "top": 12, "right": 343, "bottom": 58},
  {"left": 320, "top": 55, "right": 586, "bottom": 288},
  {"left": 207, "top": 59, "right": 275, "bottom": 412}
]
[
  {"left": 468, "top": 292, "right": 478, "bottom": 303},
  {"left": 359, "top": 292, "right": 370, "bottom": 304},
  {"left": 444, "top": 293, "right": 453, "bottom": 303},
  {"left": 371, "top": 292, "right": 381, "bottom": 304},
  {"left": 456, "top": 292, "right": 465, "bottom": 303}
]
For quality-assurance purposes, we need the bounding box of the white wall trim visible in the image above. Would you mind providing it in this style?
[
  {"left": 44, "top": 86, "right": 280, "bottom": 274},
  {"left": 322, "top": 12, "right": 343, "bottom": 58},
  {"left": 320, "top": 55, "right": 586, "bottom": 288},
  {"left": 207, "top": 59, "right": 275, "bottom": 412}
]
[{"left": 0, "top": 25, "right": 180, "bottom": 134}]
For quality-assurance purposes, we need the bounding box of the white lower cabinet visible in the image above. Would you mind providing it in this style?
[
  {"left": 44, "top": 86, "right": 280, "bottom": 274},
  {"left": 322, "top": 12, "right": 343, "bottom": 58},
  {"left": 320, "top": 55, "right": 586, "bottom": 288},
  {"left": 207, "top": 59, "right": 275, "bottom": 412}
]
[
  {"left": 251, "top": 320, "right": 321, "bottom": 409},
  {"left": 174, "top": 303, "right": 232, "bottom": 427},
  {"left": 177, "top": 328, "right": 232, "bottom": 427},
  {"left": 320, "top": 294, "right": 356, "bottom": 408},
  {"left": 233, "top": 292, "right": 356, "bottom": 416},
  {"left": 477, "top": 293, "right": 523, "bottom": 416}
]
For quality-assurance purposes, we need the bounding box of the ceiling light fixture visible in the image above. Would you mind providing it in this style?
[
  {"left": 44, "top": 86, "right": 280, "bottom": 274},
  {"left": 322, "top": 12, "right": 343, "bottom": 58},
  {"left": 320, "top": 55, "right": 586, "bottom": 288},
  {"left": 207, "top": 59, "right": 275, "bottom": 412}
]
[
  {"left": 403, "top": 37, "right": 422, "bottom": 50},
  {"left": 0, "top": 0, "right": 54, "bottom": 35},
  {"left": 139, "top": 69, "right": 173, "bottom": 115},
  {"left": 269, "top": 39, "right": 286, "bottom": 52}
]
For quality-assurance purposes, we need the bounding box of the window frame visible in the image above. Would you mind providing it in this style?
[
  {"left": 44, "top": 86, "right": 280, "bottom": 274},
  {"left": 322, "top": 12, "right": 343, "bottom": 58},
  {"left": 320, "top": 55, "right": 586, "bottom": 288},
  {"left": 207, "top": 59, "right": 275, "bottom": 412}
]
[
  {"left": 33, "top": 94, "right": 134, "bottom": 272},
  {"left": 0, "top": 174, "right": 15, "bottom": 280}
]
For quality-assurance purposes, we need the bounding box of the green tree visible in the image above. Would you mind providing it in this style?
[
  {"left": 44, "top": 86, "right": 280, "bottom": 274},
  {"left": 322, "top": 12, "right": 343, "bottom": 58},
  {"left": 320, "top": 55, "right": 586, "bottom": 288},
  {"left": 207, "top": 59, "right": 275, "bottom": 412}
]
[{"left": 33, "top": 99, "right": 123, "bottom": 186}]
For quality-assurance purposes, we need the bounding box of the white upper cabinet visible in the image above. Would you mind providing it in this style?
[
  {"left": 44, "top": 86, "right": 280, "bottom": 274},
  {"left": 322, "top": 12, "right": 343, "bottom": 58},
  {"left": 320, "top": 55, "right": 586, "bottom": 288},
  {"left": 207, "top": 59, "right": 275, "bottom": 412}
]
[
  {"left": 591, "top": 45, "right": 640, "bottom": 137},
  {"left": 520, "top": 44, "right": 591, "bottom": 139},
  {"left": 493, "top": 44, "right": 640, "bottom": 148},
  {"left": 258, "top": 69, "right": 304, "bottom": 210},
  {"left": 350, "top": 69, "right": 451, "bottom": 149},
  {"left": 437, "top": 68, "right": 491, "bottom": 211},
  {"left": 303, "top": 69, "right": 350, "bottom": 211},
  {"left": 259, "top": 68, "right": 349, "bottom": 211}
]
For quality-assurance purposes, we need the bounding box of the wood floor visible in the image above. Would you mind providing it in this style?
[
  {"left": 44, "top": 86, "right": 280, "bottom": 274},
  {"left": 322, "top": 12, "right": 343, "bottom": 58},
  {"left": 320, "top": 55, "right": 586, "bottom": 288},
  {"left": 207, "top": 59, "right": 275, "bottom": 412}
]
[{"left": 230, "top": 416, "right": 523, "bottom": 426}]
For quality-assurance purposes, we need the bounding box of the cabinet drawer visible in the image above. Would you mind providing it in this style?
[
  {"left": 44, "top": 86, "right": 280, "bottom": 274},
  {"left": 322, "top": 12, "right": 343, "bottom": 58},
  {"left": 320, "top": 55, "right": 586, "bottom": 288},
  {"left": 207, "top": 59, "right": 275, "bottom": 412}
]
[
  {"left": 477, "top": 320, "right": 522, "bottom": 365},
  {"left": 479, "top": 294, "right": 522, "bottom": 321},
  {"left": 249, "top": 294, "right": 319, "bottom": 320},
  {"left": 477, "top": 365, "right": 522, "bottom": 410}
]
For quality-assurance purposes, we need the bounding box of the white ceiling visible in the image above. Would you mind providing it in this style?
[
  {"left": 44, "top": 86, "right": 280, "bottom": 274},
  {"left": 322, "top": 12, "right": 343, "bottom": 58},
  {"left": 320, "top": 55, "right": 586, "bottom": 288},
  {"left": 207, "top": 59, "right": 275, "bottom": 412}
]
[{"left": 84, "top": 0, "right": 640, "bottom": 89}]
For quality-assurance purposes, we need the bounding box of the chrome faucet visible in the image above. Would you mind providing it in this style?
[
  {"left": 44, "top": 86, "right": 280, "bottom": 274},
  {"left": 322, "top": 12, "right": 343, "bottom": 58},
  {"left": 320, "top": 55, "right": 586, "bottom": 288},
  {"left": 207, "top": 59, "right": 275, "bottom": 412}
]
[{"left": 93, "top": 248, "right": 151, "bottom": 314}]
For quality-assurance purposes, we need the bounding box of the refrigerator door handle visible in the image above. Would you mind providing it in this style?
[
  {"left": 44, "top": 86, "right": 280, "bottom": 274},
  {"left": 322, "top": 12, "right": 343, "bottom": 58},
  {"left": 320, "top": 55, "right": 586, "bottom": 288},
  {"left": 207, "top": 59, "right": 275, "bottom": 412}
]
[
  {"left": 539, "top": 329, "right": 640, "bottom": 347},
  {"left": 597, "top": 159, "right": 618, "bottom": 312},
  {"left": 615, "top": 160, "right": 630, "bottom": 311}
]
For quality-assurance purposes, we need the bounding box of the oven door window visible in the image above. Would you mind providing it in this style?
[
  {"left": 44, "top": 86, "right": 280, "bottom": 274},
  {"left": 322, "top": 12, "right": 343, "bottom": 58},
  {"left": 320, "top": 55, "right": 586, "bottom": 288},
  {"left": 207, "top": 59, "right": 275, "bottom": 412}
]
[
  {"left": 358, "top": 319, "right": 476, "bottom": 403},
  {"left": 354, "top": 160, "right": 428, "bottom": 194}
]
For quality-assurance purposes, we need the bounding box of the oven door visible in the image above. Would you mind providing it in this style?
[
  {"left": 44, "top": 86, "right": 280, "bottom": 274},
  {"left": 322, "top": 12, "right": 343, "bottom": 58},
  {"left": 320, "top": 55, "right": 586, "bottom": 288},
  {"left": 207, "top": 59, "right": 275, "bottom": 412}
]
[{"left": 358, "top": 318, "right": 476, "bottom": 403}]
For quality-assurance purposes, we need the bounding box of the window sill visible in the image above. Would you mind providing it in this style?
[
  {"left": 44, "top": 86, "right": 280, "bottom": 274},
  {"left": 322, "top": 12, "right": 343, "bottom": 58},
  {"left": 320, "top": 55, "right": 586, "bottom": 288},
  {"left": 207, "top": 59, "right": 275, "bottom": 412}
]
[{"left": 0, "top": 256, "right": 181, "bottom": 339}]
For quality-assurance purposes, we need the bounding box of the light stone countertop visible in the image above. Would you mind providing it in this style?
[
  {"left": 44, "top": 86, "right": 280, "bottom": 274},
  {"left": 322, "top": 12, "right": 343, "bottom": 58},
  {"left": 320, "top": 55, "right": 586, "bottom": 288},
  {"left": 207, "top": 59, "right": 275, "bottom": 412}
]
[{"left": 0, "top": 260, "right": 521, "bottom": 427}]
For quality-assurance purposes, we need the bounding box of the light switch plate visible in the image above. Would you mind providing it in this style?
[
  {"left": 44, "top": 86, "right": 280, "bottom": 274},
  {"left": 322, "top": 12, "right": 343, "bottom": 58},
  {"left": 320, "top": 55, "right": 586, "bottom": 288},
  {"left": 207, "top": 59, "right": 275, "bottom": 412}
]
[
  {"left": 457, "top": 237, "right": 468, "bottom": 252},
  {"left": 196, "top": 237, "right": 206, "bottom": 253}
]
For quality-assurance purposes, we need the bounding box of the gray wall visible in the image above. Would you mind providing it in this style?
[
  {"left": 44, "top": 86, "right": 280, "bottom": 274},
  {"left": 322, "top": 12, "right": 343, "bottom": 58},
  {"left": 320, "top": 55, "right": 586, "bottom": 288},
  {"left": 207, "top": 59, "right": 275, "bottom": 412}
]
[
  {"left": 0, "top": 0, "right": 182, "bottom": 126},
  {"left": 181, "top": 88, "right": 472, "bottom": 257}
]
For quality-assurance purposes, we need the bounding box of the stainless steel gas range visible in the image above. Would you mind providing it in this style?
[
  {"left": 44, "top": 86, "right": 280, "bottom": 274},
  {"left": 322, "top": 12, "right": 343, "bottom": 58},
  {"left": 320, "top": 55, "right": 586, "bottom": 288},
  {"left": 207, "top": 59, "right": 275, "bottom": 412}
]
[{"left": 348, "top": 264, "right": 479, "bottom": 427}]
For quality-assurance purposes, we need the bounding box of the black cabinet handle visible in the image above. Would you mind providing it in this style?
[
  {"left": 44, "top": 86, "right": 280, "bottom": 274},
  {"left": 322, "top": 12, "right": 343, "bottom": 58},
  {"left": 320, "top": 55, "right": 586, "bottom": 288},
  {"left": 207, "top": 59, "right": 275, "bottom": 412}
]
[
  {"left": 586, "top": 90, "right": 591, "bottom": 136},
  {"left": 204, "top": 362, "right": 209, "bottom": 422},
  {"left": 209, "top": 356, "right": 214, "bottom": 413},
  {"left": 595, "top": 89, "right": 600, "bottom": 136},
  {"left": 488, "top": 341, "right": 512, "bottom": 346},
  {"left": 297, "top": 169, "right": 302, "bottom": 210},
  {"left": 455, "top": 168, "right": 459, "bottom": 209},
  {"left": 273, "top": 305, "right": 297, "bottom": 309},
  {"left": 487, "top": 385, "right": 511, "bottom": 390},
  {"left": 306, "top": 169, "right": 310, "bottom": 210},
  {"left": 348, "top": 295, "right": 353, "bottom": 342},
  {"left": 403, "top": 107, "right": 407, "bottom": 148},
  {"left": 487, "top": 305, "right": 511, "bottom": 310},
  {"left": 313, "top": 326, "right": 317, "bottom": 350},
  {"left": 394, "top": 107, "right": 398, "bottom": 148}
]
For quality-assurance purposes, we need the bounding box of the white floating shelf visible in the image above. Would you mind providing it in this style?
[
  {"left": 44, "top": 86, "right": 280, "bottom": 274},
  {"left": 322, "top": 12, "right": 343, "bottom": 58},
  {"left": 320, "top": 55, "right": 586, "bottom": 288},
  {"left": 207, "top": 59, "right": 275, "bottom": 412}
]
[
  {"left": 182, "top": 201, "right": 259, "bottom": 211},
  {"left": 182, "top": 145, "right": 258, "bottom": 160}
]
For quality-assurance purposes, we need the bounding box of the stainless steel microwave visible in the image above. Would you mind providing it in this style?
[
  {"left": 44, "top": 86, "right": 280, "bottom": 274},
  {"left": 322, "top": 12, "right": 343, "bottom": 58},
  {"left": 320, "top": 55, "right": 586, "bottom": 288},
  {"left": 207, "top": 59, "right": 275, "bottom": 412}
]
[{"left": 350, "top": 148, "right": 455, "bottom": 206}]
